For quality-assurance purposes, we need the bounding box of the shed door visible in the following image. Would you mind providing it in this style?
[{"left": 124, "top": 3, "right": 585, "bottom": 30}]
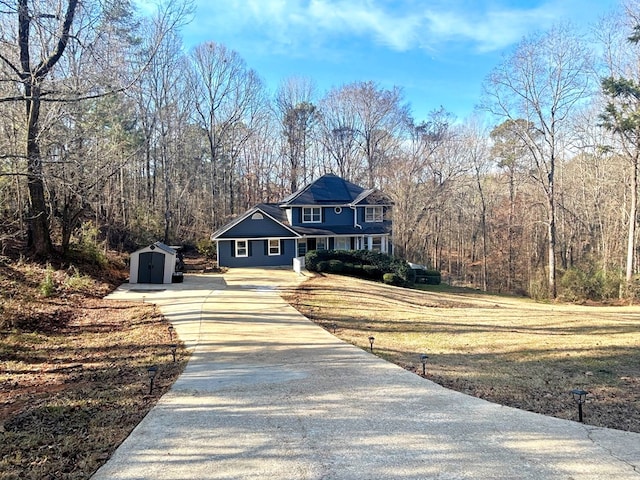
[{"left": 138, "top": 252, "right": 165, "bottom": 284}]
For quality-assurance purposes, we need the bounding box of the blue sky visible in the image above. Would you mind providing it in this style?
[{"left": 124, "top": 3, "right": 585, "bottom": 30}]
[{"left": 170, "top": 0, "right": 621, "bottom": 122}]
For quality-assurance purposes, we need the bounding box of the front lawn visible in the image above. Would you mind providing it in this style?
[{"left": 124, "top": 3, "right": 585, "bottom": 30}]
[{"left": 281, "top": 274, "right": 640, "bottom": 432}]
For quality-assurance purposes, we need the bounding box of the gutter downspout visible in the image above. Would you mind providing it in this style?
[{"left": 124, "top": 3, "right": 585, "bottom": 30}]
[{"left": 350, "top": 205, "right": 363, "bottom": 249}]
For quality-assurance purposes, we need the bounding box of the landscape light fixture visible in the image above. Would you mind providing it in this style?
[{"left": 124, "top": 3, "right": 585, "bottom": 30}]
[
  {"left": 368, "top": 336, "right": 375, "bottom": 352},
  {"left": 332, "top": 323, "right": 337, "bottom": 334},
  {"left": 168, "top": 325, "right": 174, "bottom": 340},
  {"left": 571, "top": 388, "right": 588, "bottom": 423},
  {"left": 147, "top": 365, "right": 158, "bottom": 394},
  {"left": 170, "top": 343, "right": 177, "bottom": 362},
  {"left": 420, "top": 354, "right": 428, "bottom": 376}
]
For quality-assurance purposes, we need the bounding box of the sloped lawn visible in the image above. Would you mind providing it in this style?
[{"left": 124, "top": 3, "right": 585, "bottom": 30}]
[
  {"left": 0, "top": 258, "right": 189, "bottom": 480},
  {"left": 281, "top": 273, "right": 640, "bottom": 433}
]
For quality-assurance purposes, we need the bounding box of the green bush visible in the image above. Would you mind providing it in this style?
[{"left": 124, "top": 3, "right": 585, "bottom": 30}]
[
  {"left": 383, "top": 273, "right": 403, "bottom": 286},
  {"left": 70, "top": 222, "right": 107, "bottom": 267},
  {"left": 39, "top": 265, "right": 56, "bottom": 297},
  {"left": 424, "top": 269, "right": 442, "bottom": 285},
  {"left": 316, "top": 260, "right": 330, "bottom": 272},
  {"left": 560, "top": 267, "right": 621, "bottom": 301},
  {"left": 362, "top": 264, "right": 382, "bottom": 279},
  {"left": 196, "top": 238, "right": 217, "bottom": 259},
  {"left": 328, "top": 259, "right": 345, "bottom": 273},
  {"left": 304, "top": 249, "right": 412, "bottom": 285}
]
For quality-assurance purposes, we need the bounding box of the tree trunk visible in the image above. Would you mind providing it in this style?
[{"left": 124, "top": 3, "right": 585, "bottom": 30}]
[
  {"left": 25, "top": 84, "right": 52, "bottom": 256},
  {"left": 625, "top": 155, "right": 638, "bottom": 288}
]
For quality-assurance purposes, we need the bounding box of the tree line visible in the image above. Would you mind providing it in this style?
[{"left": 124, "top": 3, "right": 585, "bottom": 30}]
[{"left": 2, "top": 0, "right": 640, "bottom": 300}]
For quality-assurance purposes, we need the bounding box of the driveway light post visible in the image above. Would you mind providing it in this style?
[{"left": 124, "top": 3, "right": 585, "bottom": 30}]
[
  {"left": 332, "top": 323, "right": 337, "bottom": 334},
  {"left": 170, "top": 344, "right": 177, "bottom": 363},
  {"left": 571, "top": 389, "right": 588, "bottom": 422},
  {"left": 147, "top": 365, "right": 158, "bottom": 394},
  {"left": 368, "top": 336, "right": 375, "bottom": 352},
  {"left": 168, "top": 325, "right": 174, "bottom": 341},
  {"left": 420, "top": 354, "right": 428, "bottom": 376}
]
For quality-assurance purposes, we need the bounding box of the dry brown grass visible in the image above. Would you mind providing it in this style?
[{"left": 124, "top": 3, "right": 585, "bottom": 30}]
[
  {"left": 0, "top": 255, "right": 189, "bottom": 480},
  {"left": 281, "top": 273, "right": 640, "bottom": 432}
]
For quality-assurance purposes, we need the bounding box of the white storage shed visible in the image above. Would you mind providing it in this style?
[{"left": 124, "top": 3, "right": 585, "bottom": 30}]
[{"left": 129, "top": 242, "right": 177, "bottom": 284}]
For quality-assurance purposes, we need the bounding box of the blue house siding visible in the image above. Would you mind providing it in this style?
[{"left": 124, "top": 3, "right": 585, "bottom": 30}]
[
  {"left": 217, "top": 239, "right": 297, "bottom": 267},
  {"left": 219, "top": 215, "right": 295, "bottom": 239},
  {"left": 289, "top": 206, "right": 354, "bottom": 228}
]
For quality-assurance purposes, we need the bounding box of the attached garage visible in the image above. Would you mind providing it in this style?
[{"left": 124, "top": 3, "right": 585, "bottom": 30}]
[{"left": 129, "top": 242, "right": 177, "bottom": 284}]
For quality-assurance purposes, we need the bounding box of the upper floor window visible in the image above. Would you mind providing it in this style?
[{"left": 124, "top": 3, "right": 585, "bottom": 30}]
[
  {"left": 302, "top": 207, "right": 322, "bottom": 223},
  {"left": 365, "top": 206, "right": 383, "bottom": 223}
]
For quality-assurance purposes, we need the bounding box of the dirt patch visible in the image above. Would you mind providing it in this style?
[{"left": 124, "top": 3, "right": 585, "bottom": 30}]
[{"left": 280, "top": 273, "right": 640, "bottom": 433}]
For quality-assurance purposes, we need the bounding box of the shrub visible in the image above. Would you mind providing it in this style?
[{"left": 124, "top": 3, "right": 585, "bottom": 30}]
[
  {"left": 362, "top": 264, "right": 382, "bottom": 279},
  {"left": 328, "top": 259, "right": 345, "bottom": 273},
  {"left": 316, "top": 260, "right": 331, "bottom": 272},
  {"left": 383, "top": 273, "right": 403, "bottom": 286},
  {"left": 39, "top": 265, "right": 56, "bottom": 298},
  {"left": 304, "top": 249, "right": 412, "bottom": 284},
  {"left": 196, "top": 238, "right": 216, "bottom": 259},
  {"left": 70, "top": 222, "right": 107, "bottom": 267},
  {"left": 560, "top": 267, "right": 622, "bottom": 302},
  {"left": 424, "top": 269, "right": 442, "bottom": 285}
]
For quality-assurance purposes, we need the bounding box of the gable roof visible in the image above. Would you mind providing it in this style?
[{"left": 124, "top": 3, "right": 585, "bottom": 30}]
[
  {"left": 210, "top": 203, "right": 300, "bottom": 240},
  {"left": 133, "top": 241, "right": 176, "bottom": 255},
  {"left": 279, "top": 173, "right": 387, "bottom": 206}
]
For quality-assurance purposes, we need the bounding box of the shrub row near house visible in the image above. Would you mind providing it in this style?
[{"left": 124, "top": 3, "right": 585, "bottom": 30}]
[
  {"left": 305, "top": 249, "right": 414, "bottom": 285},
  {"left": 413, "top": 267, "right": 442, "bottom": 285}
]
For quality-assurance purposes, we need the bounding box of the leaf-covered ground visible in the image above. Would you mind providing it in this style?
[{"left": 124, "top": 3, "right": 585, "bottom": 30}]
[
  {"left": 280, "top": 273, "right": 640, "bottom": 433},
  {"left": 0, "top": 255, "right": 189, "bottom": 480}
]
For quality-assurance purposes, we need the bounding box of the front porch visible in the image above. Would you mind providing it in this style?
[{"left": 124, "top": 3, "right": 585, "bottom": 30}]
[{"left": 296, "top": 235, "right": 391, "bottom": 257}]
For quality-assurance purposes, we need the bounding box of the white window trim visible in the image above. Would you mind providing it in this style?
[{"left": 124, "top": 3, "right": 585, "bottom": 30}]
[
  {"left": 268, "top": 239, "right": 280, "bottom": 256},
  {"left": 365, "top": 206, "right": 383, "bottom": 223},
  {"left": 302, "top": 206, "right": 322, "bottom": 223},
  {"left": 236, "top": 240, "right": 248, "bottom": 257}
]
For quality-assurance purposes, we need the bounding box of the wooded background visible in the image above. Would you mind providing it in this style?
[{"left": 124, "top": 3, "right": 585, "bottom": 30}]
[{"left": 3, "top": 0, "right": 640, "bottom": 300}]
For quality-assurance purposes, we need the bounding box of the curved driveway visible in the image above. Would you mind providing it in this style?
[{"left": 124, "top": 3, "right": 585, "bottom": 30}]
[{"left": 92, "top": 269, "right": 640, "bottom": 479}]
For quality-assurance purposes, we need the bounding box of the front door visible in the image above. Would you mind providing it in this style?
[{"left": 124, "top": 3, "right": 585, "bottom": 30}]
[{"left": 138, "top": 252, "right": 165, "bottom": 284}]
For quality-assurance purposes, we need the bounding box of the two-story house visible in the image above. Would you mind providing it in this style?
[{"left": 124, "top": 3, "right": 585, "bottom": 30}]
[{"left": 211, "top": 174, "right": 392, "bottom": 268}]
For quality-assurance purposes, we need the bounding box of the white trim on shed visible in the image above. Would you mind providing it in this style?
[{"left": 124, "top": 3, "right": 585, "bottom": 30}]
[{"left": 129, "top": 242, "right": 177, "bottom": 284}]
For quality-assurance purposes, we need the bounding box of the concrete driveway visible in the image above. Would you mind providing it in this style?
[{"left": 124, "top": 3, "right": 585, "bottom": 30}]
[{"left": 92, "top": 269, "right": 640, "bottom": 479}]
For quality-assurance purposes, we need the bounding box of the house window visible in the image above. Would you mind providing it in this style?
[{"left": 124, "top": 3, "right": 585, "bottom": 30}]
[
  {"left": 371, "top": 236, "right": 382, "bottom": 252},
  {"left": 302, "top": 207, "right": 322, "bottom": 223},
  {"left": 334, "top": 207, "right": 342, "bottom": 214},
  {"left": 335, "top": 237, "right": 350, "bottom": 250},
  {"left": 316, "top": 238, "right": 327, "bottom": 250},
  {"left": 236, "top": 240, "right": 248, "bottom": 257},
  {"left": 268, "top": 239, "right": 280, "bottom": 256},
  {"left": 365, "top": 206, "right": 383, "bottom": 223},
  {"left": 298, "top": 239, "right": 307, "bottom": 257},
  {"left": 251, "top": 212, "right": 264, "bottom": 220}
]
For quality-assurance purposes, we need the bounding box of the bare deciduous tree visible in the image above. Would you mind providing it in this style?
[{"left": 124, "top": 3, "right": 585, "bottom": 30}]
[{"left": 482, "top": 24, "right": 593, "bottom": 298}]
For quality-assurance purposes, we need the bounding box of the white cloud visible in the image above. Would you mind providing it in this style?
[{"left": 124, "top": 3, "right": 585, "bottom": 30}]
[{"left": 187, "top": 0, "right": 574, "bottom": 54}]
